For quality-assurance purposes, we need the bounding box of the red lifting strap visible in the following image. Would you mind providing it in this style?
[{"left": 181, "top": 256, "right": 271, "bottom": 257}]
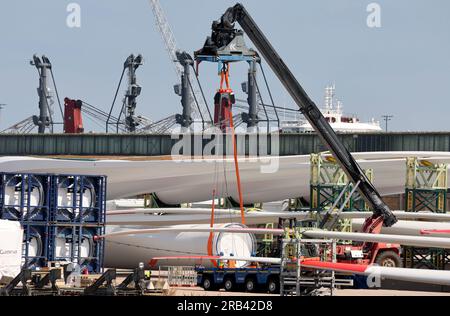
[{"left": 207, "top": 64, "right": 246, "bottom": 264}]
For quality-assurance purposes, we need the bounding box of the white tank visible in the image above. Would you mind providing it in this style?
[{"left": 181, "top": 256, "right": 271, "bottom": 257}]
[
  {"left": 54, "top": 234, "right": 93, "bottom": 259},
  {"left": 27, "top": 232, "right": 41, "bottom": 258},
  {"left": 4, "top": 175, "right": 44, "bottom": 220},
  {"left": 104, "top": 223, "right": 257, "bottom": 269},
  {"left": 56, "top": 176, "right": 95, "bottom": 220},
  {"left": 22, "top": 226, "right": 45, "bottom": 268},
  {"left": 53, "top": 227, "right": 95, "bottom": 263}
]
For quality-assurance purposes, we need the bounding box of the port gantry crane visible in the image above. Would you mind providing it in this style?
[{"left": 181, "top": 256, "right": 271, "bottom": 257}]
[
  {"left": 196, "top": 3, "right": 398, "bottom": 233},
  {"left": 148, "top": 0, "right": 213, "bottom": 130},
  {"left": 2, "top": 55, "right": 63, "bottom": 134}
]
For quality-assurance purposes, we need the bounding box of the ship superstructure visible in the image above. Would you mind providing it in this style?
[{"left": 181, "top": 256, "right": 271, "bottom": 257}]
[{"left": 281, "top": 84, "right": 382, "bottom": 133}]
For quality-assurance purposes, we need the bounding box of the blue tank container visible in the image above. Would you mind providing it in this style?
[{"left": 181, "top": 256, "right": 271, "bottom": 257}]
[
  {"left": 49, "top": 225, "right": 104, "bottom": 273},
  {"left": 21, "top": 223, "right": 50, "bottom": 269},
  {"left": 51, "top": 175, "right": 106, "bottom": 224},
  {"left": 0, "top": 173, "right": 52, "bottom": 222},
  {"left": 1, "top": 172, "right": 106, "bottom": 272}
]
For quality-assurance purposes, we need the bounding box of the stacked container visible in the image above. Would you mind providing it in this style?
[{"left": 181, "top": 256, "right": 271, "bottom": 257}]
[
  {"left": 0, "top": 173, "right": 52, "bottom": 222},
  {"left": 50, "top": 175, "right": 106, "bottom": 273},
  {"left": 0, "top": 173, "right": 106, "bottom": 273},
  {"left": 0, "top": 173, "right": 52, "bottom": 269}
]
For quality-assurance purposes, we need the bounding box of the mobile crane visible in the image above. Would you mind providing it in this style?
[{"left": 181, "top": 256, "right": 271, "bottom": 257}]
[{"left": 195, "top": 3, "right": 400, "bottom": 270}]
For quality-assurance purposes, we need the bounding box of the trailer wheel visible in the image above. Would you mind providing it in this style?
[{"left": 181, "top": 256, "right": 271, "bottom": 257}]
[
  {"left": 245, "top": 278, "right": 257, "bottom": 292},
  {"left": 202, "top": 276, "right": 215, "bottom": 291},
  {"left": 375, "top": 250, "right": 402, "bottom": 268},
  {"left": 224, "top": 277, "right": 235, "bottom": 292},
  {"left": 267, "top": 277, "right": 280, "bottom": 294}
]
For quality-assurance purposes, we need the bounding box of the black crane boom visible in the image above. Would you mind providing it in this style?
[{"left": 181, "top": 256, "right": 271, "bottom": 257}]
[{"left": 199, "top": 3, "right": 397, "bottom": 227}]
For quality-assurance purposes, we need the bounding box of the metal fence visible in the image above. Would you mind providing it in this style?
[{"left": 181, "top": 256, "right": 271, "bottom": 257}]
[
  {"left": 167, "top": 266, "right": 197, "bottom": 287},
  {"left": 0, "top": 132, "right": 449, "bottom": 156}
]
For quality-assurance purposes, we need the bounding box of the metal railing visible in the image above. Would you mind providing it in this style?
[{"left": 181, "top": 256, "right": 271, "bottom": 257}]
[{"left": 167, "top": 266, "right": 197, "bottom": 287}]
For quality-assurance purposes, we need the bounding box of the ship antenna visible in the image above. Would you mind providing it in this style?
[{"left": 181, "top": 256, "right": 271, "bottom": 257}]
[{"left": 337, "top": 100, "right": 343, "bottom": 113}]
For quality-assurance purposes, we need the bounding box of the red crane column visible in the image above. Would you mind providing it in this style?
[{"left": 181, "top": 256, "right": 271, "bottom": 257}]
[{"left": 64, "top": 98, "right": 84, "bottom": 134}]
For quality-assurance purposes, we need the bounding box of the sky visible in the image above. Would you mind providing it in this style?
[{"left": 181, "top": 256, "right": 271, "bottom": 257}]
[{"left": 0, "top": 0, "right": 449, "bottom": 132}]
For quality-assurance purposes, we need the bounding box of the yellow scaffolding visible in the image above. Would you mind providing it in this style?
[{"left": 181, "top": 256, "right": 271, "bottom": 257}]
[{"left": 405, "top": 158, "right": 448, "bottom": 213}]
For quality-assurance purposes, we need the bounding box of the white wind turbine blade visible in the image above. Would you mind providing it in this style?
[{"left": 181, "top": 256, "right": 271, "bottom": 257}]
[
  {"left": 301, "top": 261, "right": 450, "bottom": 286},
  {"left": 99, "top": 227, "right": 284, "bottom": 239},
  {"left": 303, "top": 230, "right": 450, "bottom": 249},
  {"left": 149, "top": 256, "right": 282, "bottom": 267}
]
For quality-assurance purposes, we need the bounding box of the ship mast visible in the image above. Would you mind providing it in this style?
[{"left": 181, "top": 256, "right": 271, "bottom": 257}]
[{"left": 324, "top": 84, "right": 335, "bottom": 113}]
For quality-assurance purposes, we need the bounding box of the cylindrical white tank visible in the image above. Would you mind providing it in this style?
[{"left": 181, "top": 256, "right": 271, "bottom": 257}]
[
  {"left": 53, "top": 227, "right": 95, "bottom": 265},
  {"left": 104, "top": 223, "right": 257, "bottom": 269},
  {"left": 22, "top": 226, "right": 46, "bottom": 268},
  {"left": 4, "top": 175, "right": 44, "bottom": 220},
  {"left": 56, "top": 176, "right": 95, "bottom": 220},
  {"left": 27, "top": 228, "right": 43, "bottom": 258}
]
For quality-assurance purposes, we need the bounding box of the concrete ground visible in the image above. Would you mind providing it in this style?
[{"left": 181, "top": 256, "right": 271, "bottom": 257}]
[
  {"left": 170, "top": 287, "right": 450, "bottom": 296},
  {"left": 334, "top": 289, "right": 450, "bottom": 296}
]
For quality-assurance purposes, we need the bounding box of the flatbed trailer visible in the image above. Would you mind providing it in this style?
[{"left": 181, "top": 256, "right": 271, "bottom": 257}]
[
  {"left": 196, "top": 266, "right": 353, "bottom": 294},
  {"left": 196, "top": 266, "right": 281, "bottom": 293}
]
